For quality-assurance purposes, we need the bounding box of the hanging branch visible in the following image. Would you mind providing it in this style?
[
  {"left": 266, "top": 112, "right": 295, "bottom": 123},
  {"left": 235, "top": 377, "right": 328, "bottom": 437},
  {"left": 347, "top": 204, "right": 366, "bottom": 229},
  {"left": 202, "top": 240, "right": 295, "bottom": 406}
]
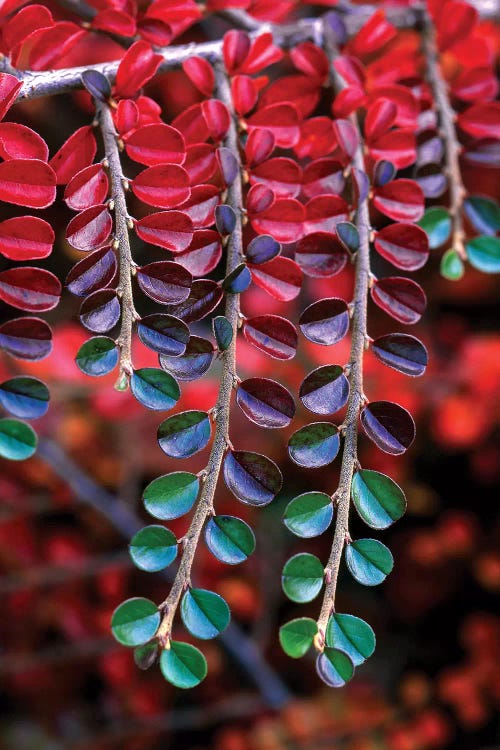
[
  {"left": 315, "top": 21, "right": 371, "bottom": 647},
  {"left": 420, "top": 9, "right": 466, "bottom": 260},
  {"left": 96, "top": 100, "right": 138, "bottom": 388},
  {"left": 156, "top": 60, "right": 244, "bottom": 647}
]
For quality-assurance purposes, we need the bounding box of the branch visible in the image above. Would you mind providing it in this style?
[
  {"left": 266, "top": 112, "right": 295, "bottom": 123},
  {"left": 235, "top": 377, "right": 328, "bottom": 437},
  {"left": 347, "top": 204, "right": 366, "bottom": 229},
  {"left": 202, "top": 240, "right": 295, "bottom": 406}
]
[
  {"left": 96, "top": 100, "right": 138, "bottom": 387},
  {"left": 156, "top": 61, "right": 243, "bottom": 645},
  {"left": 315, "top": 21, "right": 371, "bottom": 646},
  {"left": 421, "top": 9, "right": 466, "bottom": 260}
]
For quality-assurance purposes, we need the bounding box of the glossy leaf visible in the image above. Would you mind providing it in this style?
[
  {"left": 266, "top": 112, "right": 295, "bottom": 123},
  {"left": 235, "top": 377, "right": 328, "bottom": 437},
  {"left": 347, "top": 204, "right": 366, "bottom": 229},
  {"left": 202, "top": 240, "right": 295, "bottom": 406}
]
[
  {"left": 288, "top": 422, "right": 340, "bottom": 468},
  {"left": 132, "top": 164, "right": 190, "bottom": 209},
  {"left": 279, "top": 618, "right": 318, "bottom": 659},
  {"left": 134, "top": 642, "right": 158, "bottom": 671},
  {"left": 212, "top": 316, "right": 233, "bottom": 352},
  {"left": 283, "top": 492, "right": 333, "bottom": 538},
  {"left": 336, "top": 221, "right": 359, "bottom": 252},
  {"left": 351, "top": 470, "right": 406, "bottom": 530},
  {"left": 130, "top": 368, "right": 180, "bottom": 411},
  {"left": 125, "top": 124, "right": 185, "bottom": 166},
  {"left": 374, "top": 223, "right": 429, "bottom": 271},
  {"left": 371, "top": 277, "right": 426, "bottom": 325},
  {"left": 81, "top": 69, "right": 111, "bottom": 102},
  {"left": 0, "top": 317, "right": 52, "bottom": 361},
  {"left": 79, "top": 289, "right": 120, "bottom": 333},
  {"left": 176, "top": 231, "right": 221, "bottom": 277},
  {"left": 466, "top": 236, "right": 500, "bottom": 274},
  {"left": 111, "top": 598, "right": 160, "bottom": 647},
  {"left": 75, "top": 336, "right": 118, "bottom": 377},
  {"left": 181, "top": 588, "right": 230, "bottom": 640},
  {"left": 66, "top": 204, "right": 112, "bottom": 252},
  {"left": 464, "top": 196, "right": 500, "bottom": 236},
  {"left": 0, "top": 418, "right": 37, "bottom": 461},
  {"left": 215, "top": 204, "right": 236, "bottom": 236},
  {"left": 0, "top": 216, "right": 54, "bottom": 261},
  {"left": 135, "top": 211, "right": 194, "bottom": 253},
  {"left": 345, "top": 539, "right": 394, "bottom": 586},
  {"left": 137, "top": 261, "right": 192, "bottom": 305},
  {"left": 237, "top": 377, "right": 295, "bottom": 429},
  {"left": 361, "top": 401, "right": 415, "bottom": 455},
  {"left": 204, "top": 515, "right": 255, "bottom": 565},
  {"left": 295, "top": 232, "right": 348, "bottom": 278},
  {"left": 371, "top": 333, "right": 428, "bottom": 376},
  {"left": 245, "top": 235, "right": 281, "bottom": 265},
  {"left": 0, "top": 267, "right": 61, "bottom": 313},
  {"left": 243, "top": 315, "right": 297, "bottom": 360},
  {"left": 441, "top": 249, "right": 465, "bottom": 280},
  {"left": 249, "top": 257, "right": 302, "bottom": 301},
  {"left": 160, "top": 336, "right": 214, "bottom": 381},
  {"left": 299, "top": 298, "right": 350, "bottom": 346},
  {"left": 223, "top": 450, "right": 282, "bottom": 507},
  {"left": 64, "top": 164, "right": 109, "bottom": 211},
  {"left": 0, "top": 376, "right": 49, "bottom": 419},
  {"left": 417, "top": 207, "right": 451, "bottom": 249},
  {"left": 138, "top": 314, "right": 189, "bottom": 357},
  {"left": 316, "top": 648, "right": 354, "bottom": 688},
  {"left": 164, "top": 280, "right": 223, "bottom": 324},
  {"left": 223, "top": 263, "right": 252, "bottom": 294},
  {"left": 0, "top": 159, "right": 56, "bottom": 208},
  {"left": 66, "top": 247, "right": 116, "bottom": 297},
  {"left": 282, "top": 553, "right": 324, "bottom": 603},
  {"left": 143, "top": 472, "right": 199, "bottom": 520},
  {"left": 157, "top": 410, "right": 211, "bottom": 458},
  {"left": 49, "top": 126, "right": 96, "bottom": 185},
  {"left": 160, "top": 641, "right": 207, "bottom": 689},
  {"left": 325, "top": 613, "right": 376, "bottom": 666},
  {"left": 129, "top": 525, "right": 177, "bottom": 572},
  {"left": 299, "top": 365, "right": 349, "bottom": 415},
  {"left": 373, "top": 180, "right": 425, "bottom": 222}
]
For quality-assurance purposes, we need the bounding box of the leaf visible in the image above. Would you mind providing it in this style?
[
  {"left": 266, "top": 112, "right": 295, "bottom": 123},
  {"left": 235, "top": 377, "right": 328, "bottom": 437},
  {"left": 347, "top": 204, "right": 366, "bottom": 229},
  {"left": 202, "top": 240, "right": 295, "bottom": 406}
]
[
  {"left": 361, "top": 401, "right": 415, "bottom": 455},
  {"left": 181, "top": 588, "right": 230, "bottom": 640},
  {"left": 130, "top": 368, "right": 180, "bottom": 411},
  {"left": 134, "top": 642, "right": 158, "bottom": 670},
  {"left": 81, "top": 69, "right": 111, "bottom": 101},
  {"left": 79, "top": 289, "right": 120, "bottom": 333},
  {"left": 137, "top": 314, "right": 190, "bottom": 357},
  {"left": 249, "top": 257, "right": 302, "bottom": 301},
  {"left": 283, "top": 492, "right": 334, "bottom": 538},
  {"left": 247, "top": 103, "right": 300, "bottom": 149},
  {"left": 464, "top": 196, "right": 500, "bottom": 236},
  {"left": 251, "top": 199, "right": 305, "bottom": 244},
  {"left": 245, "top": 235, "right": 281, "bottom": 265},
  {"left": 183, "top": 55, "right": 215, "bottom": 96},
  {"left": 0, "top": 123, "right": 49, "bottom": 161},
  {"left": 371, "top": 333, "right": 428, "bottom": 376},
  {"left": 299, "top": 298, "right": 350, "bottom": 346},
  {"left": 250, "top": 157, "right": 302, "bottom": 198},
  {"left": 351, "top": 470, "right": 406, "bottom": 530},
  {"left": 222, "top": 263, "right": 251, "bottom": 294},
  {"left": 373, "top": 179, "right": 424, "bottom": 222},
  {"left": 215, "top": 204, "right": 236, "bottom": 236},
  {"left": 0, "top": 317, "right": 52, "bottom": 361},
  {"left": 0, "top": 216, "right": 54, "bottom": 261},
  {"left": 0, "top": 267, "right": 61, "bottom": 312},
  {"left": 288, "top": 422, "right": 340, "bottom": 468},
  {"left": 243, "top": 315, "right": 297, "bottom": 360},
  {"left": 137, "top": 261, "right": 192, "bottom": 304},
  {"left": 373, "top": 159, "right": 397, "bottom": 187},
  {"left": 345, "top": 539, "right": 394, "bottom": 586},
  {"left": 212, "top": 316, "right": 233, "bottom": 352},
  {"left": 125, "top": 123, "right": 185, "bottom": 166},
  {"left": 371, "top": 277, "right": 426, "bottom": 325},
  {"left": 129, "top": 525, "right": 177, "bottom": 572},
  {"left": 299, "top": 365, "right": 349, "bottom": 415},
  {"left": 0, "top": 418, "right": 37, "bottom": 461},
  {"left": 417, "top": 207, "right": 451, "bottom": 249},
  {"left": 326, "top": 613, "right": 375, "bottom": 666},
  {"left": 49, "top": 126, "right": 97, "bottom": 185},
  {"left": 279, "top": 618, "right": 318, "bottom": 659},
  {"left": 111, "top": 597, "right": 160, "bottom": 647},
  {"left": 295, "top": 232, "right": 348, "bottom": 278},
  {"left": 0, "top": 159, "right": 56, "bottom": 208},
  {"left": 0, "top": 73, "right": 23, "bottom": 121},
  {"left": 157, "top": 410, "right": 211, "bottom": 458},
  {"left": 217, "top": 148, "right": 238, "bottom": 188},
  {"left": 160, "top": 641, "right": 207, "bottom": 689},
  {"left": 440, "top": 249, "right": 465, "bottom": 280},
  {"left": 66, "top": 247, "right": 116, "bottom": 297},
  {"left": 466, "top": 236, "right": 500, "bottom": 274},
  {"left": 237, "top": 377, "right": 295, "bottom": 428},
  {"left": 143, "top": 472, "right": 199, "bottom": 520},
  {"left": 66, "top": 204, "right": 112, "bottom": 252},
  {"left": 374, "top": 223, "right": 429, "bottom": 271},
  {"left": 160, "top": 336, "right": 214, "bottom": 381},
  {"left": 135, "top": 211, "right": 194, "bottom": 253},
  {"left": 204, "top": 515, "right": 255, "bottom": 565},
  {"left": 176, "top": 230, "right": 221, "bottom": 276},
  {"left": 282, "top": 553, "right": 324, "bottom": 603},
  {"left": 457, "top": 102, "right": 500, "bottom": 139},
  {"left": 316, "top": 648, "right": 354, "bottom": 688},
  {"left": 132, "top": 164, "right": 190, "bottom": 209},
  {"left": 114, "top": 40, "right": 162, "bottom": 99},
  {"left": 163, "top": 279, "right": 222, "bottom": 324},
  {"left": 64, "top": 164, "right": 109, "bottom": 212},
  {"left": 223, "top": 450, "right": 282, "bottom": 506},
  {"left": 336, "top": 221, "right": 359, "bottom": 252},
  {"left": 302, "top": 158, "right": 345, "bottom": 198},
  {"left": 0, "top": 376, "right": 49, "bottom": 419},
  {"left": 75, "top": 336, "right": 118, "bottom": 377}
]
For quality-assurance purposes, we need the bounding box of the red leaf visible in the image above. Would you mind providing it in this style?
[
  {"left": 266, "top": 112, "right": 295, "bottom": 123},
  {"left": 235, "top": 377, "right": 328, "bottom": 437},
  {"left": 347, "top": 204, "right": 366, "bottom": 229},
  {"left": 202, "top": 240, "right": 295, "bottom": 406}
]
[
  {"left": 176, "top": 230, "right": 222, "bottom": 276},
  {"left": 125, "top": 123, "right": 186, "bottom": 166},
  {"left": 290, "top": 41, "right": 329, "bottom": 81},
  {"left": 3, "top": 4, "right": 53, "bottom": 51},
  {"left": 251, "top": 198, "right": 304, "bottom": 243},
  {"left": 250, "top": 158, "right": 302, "bottom": 198},
  {"left": 64, "top": 164, "right": 109, "bottom": 212},
  {"left": 302, "top": 159, "right": 344, "bottom": 199},
  {"left": 16, "top": 22, "right": 85, "bottom": 71},
  {"left": 303, "top": 195, "right": 349, "bottom": 235},
  {"left": 452, "top": 67, "right": 499, "bottom": 102},
  {"left": 0, "top": 122, "right": 48, "bottom": 161},
  {"left": 114, "top": 99, "right": 139, "bottom": 136},
  {"left": 365, "top": 98, "right": 397, "bottom": 141},
  {"left": 259, "top": 75, "right": 319, "bottom": 118},
  {"left": 0, "top": 74, "right": 23, "bottom": 121},
  {"left": 458, "top": 103, "right": 500, "bottom": 140},
  {"left": 369, "top": 129, "right": 417, "bottom": 169},
  {"left": 295, "top": 231, "right": 348, "bottom": 278},
  {"left": 182, "top": 56, "right": 214, "bottom": 96},
  {"left": 135, "top": 211, "right": 194, "bottom": 252},
  {"left": 172, "top": 103, "right": 210, "bottom": 145},
  {"left": 201, "top": 99, "right": 230, "bottom": 142},
  {"left": 136, "top": 95, "right": 162, "bottom": 126},
  {"left": 250, "top": 256, "right": 302, "bottom": 301},
  {"left": 0, "top": 159, "right": 56, "bottom": 208},
  {"left": 332, "top": 85, "right": 367, "bottom": 118},
  {"left": 246, "top": 184, "right": 275, "bottom": 215},
  {"left": 0, "top": 316, "right": 52, "bottom": 361},
  {"left": 374, "top": 223, "right": 429, "bottom": 271},
  {"left": 114, "top": 41, "right": 163, "bottom": 99},
  {"left": 245, "top": 128, "right": 275, "bottom": 167},
  {"left": 0, "top": 267, "right": 61, "bottom": 311},
  {"left": 49, "top": 126, "right": 97, "bottom": 185},
  {"left": 223, "top": 29, "right": 251, "bottom": 75},
  {"left": 137, "top": 18, "right": 173, "bottom": 47},
  {"left": 240, "top": 32, "right": 284, "bottom": 74},
  {"left": 369, "top": 85, "right": 418, "bottom": 128},
  {"left": 66, "top": 205, "right": 113, "bottom": 252},
  {"left": 436, "top": 1, "right": 477, "bottom": 51},
  {"left": 243, "top": 314, "right": 298, "bottom": 360},
  {"left": 92, "top": 9, "right": 136, "bottom": 37},
  {"left": 132, "top": 164, "right": 191, "bottom": 208},
  {"left": 334, "top": 56, "right": 365, "bottom": 88},
  {"left": 294, "top": 117, "right": 336, "bottom": 160},
  {"left": 144, "top": 0, "right": 201, "bottom": 39},
  {"left": 247, "top": 103, "right": 300, "bottom": 149},
  {"left": 178, "top": 184, "right": 219, "bottom": 228},
  {"left": 136, "top": 261, "right": 192, "bottom": 304},
  {"left": 373, "top": 180, "right": 425, "bottom": 222},
  {"left": 349, "top": 10, "right": 396, "bottom": 57},
  {"left": 184, "top": 144, "right": 217, "bottom": 185},
  {"left": 0, "top": 216, "right": 54, "bottom": 261},
  {"left": 231, "top": 75, "right": 258, "bottom": 116},
  {"left": 371, "top": 276, "right": 426, "bottom": 324}
]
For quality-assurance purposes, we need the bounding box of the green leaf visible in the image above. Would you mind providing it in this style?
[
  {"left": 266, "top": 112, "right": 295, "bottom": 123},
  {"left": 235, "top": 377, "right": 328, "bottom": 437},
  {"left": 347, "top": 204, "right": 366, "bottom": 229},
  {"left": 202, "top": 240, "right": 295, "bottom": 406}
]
[
  {"left": 466, "top": 235, "right": 500, "bottom": 273},
  {"left": 160, "top": 641, "right": 207, "bottom": 689},
  {"left": 440, "top": 248, "right": 464, "bottom": 280},
  {"left": 283, "top": 492, "right": 333, "bottom": 538},
  {"left": 418, "top": 207, "right": 451, "bottom": 249},
  {"left": 464, "top": 195, "right": 500, "bottom": 236},
  {"left": 75, "top": 336, "right": 118, "bottom": 377},
  {"left": 129, "top": 525, "right": 177, "bottom": 572},
  {"left": 325, "top": 613, "right": 376, "bottom": 666},
  {"left": 351, "top": 470, "right": 406, "bottom": 529},
  {"left": 143, "top": 472, "right": 199, "bottom": 520},
  {"left": 134, "top": 642, "right": 159, "bottom": 670},
  {"left": 337, "top": 221, "right": 359, "bottom": 252},
  {"left": 282, "top": 553, "right": 324, "bottom": 603},
  {"left": 345, "top": 539, "right": 394, "bottom": 586},
  {"left": 316, "top": 648, "right": 354, "bottom": 687},
  {"left": 213, "top": 315, "right": 233, "bottom": 352},
  {"left": 111, "top": 597, "right": 160, "bottom": 647},
  {"left": 180, "top": 588, "right": 230, "bottom": 640},
  {"left": 130, "top": 367, "right": 180, "bottom": 411},
  {"left": 279, "top": 618, "right": 318, "bottom": 658},
  {"left": 204, "top": 515, "right": 255, "bottom": 565},
  {"left": 0, "top": 418, "right": 37, "bottom": 461}
]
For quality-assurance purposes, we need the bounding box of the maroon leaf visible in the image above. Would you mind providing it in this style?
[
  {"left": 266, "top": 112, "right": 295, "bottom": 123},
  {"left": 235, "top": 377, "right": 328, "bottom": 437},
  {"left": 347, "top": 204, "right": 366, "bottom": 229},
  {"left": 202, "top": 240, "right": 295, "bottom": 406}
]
[
  {"left": 246, "top": 184, "right": 276, "bottom": 215},
  {"left": 361, "top": 401, "right": 416, "bottom": 455},
  {"left": 178, "top": 184, "right": 219, "bottom": 228},
  {"left": 135, "top": 211, "right": 194, "bottom": 252},
  {"left": 303, "top": 195, "right": 350, "bottom": 235},
  {"left": 373, "top": 179, "right": 425, "bottom": 222},
  {"left": 371, "top": 277, "right": 426, "bottom": 325},
  {"left": 201, "top": 99, "right": 230, "bottom": 142},
  {"left": 243, "top": 315, "right": 298, "bottom": 360},
  {"left": 374, "top": 223, "right": 429, "bottom": 271},
  {"left": 369, "top": 129, "right": 417, "bottom": 169},
  {"left": 132, "top": 164, "right": 191, "bottom": 209},
  {"left": 250, "top": 158, "right": 302, "bottom": 198},
  {"left": 372, "top": 333, "right": 428, "bottom": 377},
  {"left": 163, "top": 279, "right": 223, "bottom": 323},
  {"left": 237, "top": 378, "right": 295, "bottom": 429},
  {"left": 365, "top": 98, "right": 397, "bottom": 141},
  {"left": 251, "top": 198, "right": 304, "bottom": 243},
  {"left": 302, "top": 159, "right": 345, "bottom": 199},
  {"left": 79, "top": 289, "right": 120, "bottom": 333},
  {"left": 299, "top": 365, "right": 349, "bottom": 415},
  {"left": 64, "top": 164, "right": 109, "bottom": 211},
  {"left": 0, "top": 216, "right": 54, "bottom": 261},
  {"left": 0, "top": 159, "right": 56, "bottom": 208},
  {"left": 295, "top": 232, "right": 348, "bottom": 278},
  {"left": 66, "top": 247, "right": 117, "bottom": 297},
  {"left": 184, "top": 144, "right": 217, "bottom": 185},
  {"left": 0, "top": 74, "right": 23, "bottom": 121},
  {"left": 247, "top": 103, "right": 300, "bottom": 149},
  {"left": 175, "top": 230, "right": 222, "bottom": 276},
  {"left": 457, "top": 102, "right": 500, "bottom": 140},
  {"left": 66, "top": 205, "right": 113, "bottom": 252},
  {"left": 136, "top": 261, "right": 192, "bottom": 304},
  {"left": 0, "top": 316, "right": 52, "bottom": 360},
  {"left": 223, "top": 449, "right": 282, "bottom": 507},
  {"left": 250, "top": 256, "right": 302, "bottom": 301},
  {"left": 299, "top": 298, "right": 350, "bottom": 346},
  {"left": 125, "top": 124, "right": 186, "bottom": 166},
  {"left": 0, "top": 267, "right": 61, "bottom": 311}
]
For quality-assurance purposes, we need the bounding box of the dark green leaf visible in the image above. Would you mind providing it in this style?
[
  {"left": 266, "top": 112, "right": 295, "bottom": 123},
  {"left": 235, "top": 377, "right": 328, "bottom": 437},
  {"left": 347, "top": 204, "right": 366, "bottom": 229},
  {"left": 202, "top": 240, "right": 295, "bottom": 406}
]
[
  {"left": 288, "top": 422, "right": 340, "bottom": 468},
  {"left": 351, "top": 470, "right": 406, "bottom": 529},
  {"left": 130, "top": 367, "right": 180, "bottom": 411},
  {"left": 418, "top": 207, "right": 451, "bottom": 249},
  {"left": 213, "top": 315, "right": 233, "bottom": 351},
  {"left": 204, "top": 515, "right": 255, "bottom": 565},
  {"left": 111, "top": 598, "right": 160, "bottom": 647},
  {"left": 345, "top": 539, "right": 394, "bottom": 586},
  {"left": 129, "top": 525, "right": 177, "bottom": 572},
  {"left": 279, "top": 618, "right": 318, "bottom": 658},
  {"left": 282, "top": 553, "right": 324, "bottom": 603},
  {"left": 440, "top": 248, "right": 464, "bottom": 280},
  {"left": 283, "top": 492, "right": 333, "bottom": 538},
  {"left": 0, "top": 376, "right": 49, "bottom": 419},
  {"left": 466, "top": 235, "right": 500, "bottom": 273},
  {"left": 325, "top": 613, "right": 375, "bottom": 666},
  {"left": 316, "top": 648, "right": 354, "bottom": 687},
  {"left": 143, "top": 472, "right": 199, "bottom": 520},
  {"left": 134, "top": 642, "right": 159, "bottom": 670},
  {"left": 180, "top": 588, "right": 230, "bottom": 640},
  {"left": 0, "top": 418, "right": 37, "bottom": 460},
  {"left": 75, "top": 336, "right": 118, "bottom": 377},
  {"left": 160, "top": 641, "right": 207, "bottom": 689}
]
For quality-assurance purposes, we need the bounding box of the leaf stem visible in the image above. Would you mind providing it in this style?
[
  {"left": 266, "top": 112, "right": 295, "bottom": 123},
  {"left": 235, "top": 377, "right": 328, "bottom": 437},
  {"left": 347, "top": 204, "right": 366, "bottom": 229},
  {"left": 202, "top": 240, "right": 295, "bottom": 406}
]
[
  {"left": 315, "top": 21, "right": 371, "bottom": 647},
  {"left": 96, "top": 100, "right": 138, "bottom": 386},
  {"left": 421, "top": 9, "right": 467, "bottom": 260},
  {"left": 156, "top": 60, "right": 243, "bottom": 646}
]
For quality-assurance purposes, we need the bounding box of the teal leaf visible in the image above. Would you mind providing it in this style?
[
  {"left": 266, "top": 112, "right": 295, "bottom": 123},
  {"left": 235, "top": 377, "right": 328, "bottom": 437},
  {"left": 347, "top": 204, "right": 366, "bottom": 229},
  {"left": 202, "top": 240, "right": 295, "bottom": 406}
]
[
  {"left": 345, "top": 539, "right": 394, "bottom": 586},
  {"left": 440, "top": 248, "right": 464, "bottom": 280},
  {"left": 130, "top": 368, "right": 180, "bottom": 411},
  {"left": 204, "top": 515, "right": 255, "bottom": 565},
  {"left": 157, "top": 410, "right": 211, "bottom": 458},
  {"left": 279, "top": 618, "right": 318, "bottom": 658},
  {"left": 75, "top": 336, "right": 118, "bottom": 376},
  {"left": 316, "top": 648, "right": 354, "bottom": 687},
  {"left": 160, "top": 641, "right": 207, "bottom": 689},
  {"left": 180, "top": 587, "right": 231, "bottom": 640},
  {"left": 466, "top": 235, "right": 500, "bottom": 273},
  {"left": 129, "top": 525, "right": 177, "bottom": 572},
  {"left": 283, "top": 491, "right": 333, "bottom": 538},
  {"left": 464, "top": 195, "right": 500, "bottom": 236},
  {"left": 325, "top": 613, "right": 376, "bottom": 666},
  {"left": 351, "top": 470, "right": 406, "bottom": 529},
  {"left": 143, "top": 471, "right": 199, "bottom": 520},
  {"left": 418, "top": 207, "right": 451, "bottom": 249},
  {"left": 282, "top": 553, "right": 324, "bottom": 603},
  {"left": 0, "top": 376, "right": 49, "bottom": 419},
  {"left": 111, "top": 597, "right": 160, "bottom": 647},
  {"left": 0, "top": 418, "right": 37, "bottom": 460},
  {"left": 213, "top": 315, "right": 233, "bottom": 351}
]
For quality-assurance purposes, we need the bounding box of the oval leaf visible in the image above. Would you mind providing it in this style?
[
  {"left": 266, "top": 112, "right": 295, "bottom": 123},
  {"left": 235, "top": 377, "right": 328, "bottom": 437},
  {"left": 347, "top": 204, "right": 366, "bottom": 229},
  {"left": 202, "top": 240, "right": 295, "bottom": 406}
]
[
  {"left": 223, "top": 450, "right": 282, "bottom": 506},
  {"left": 282, "top": 553, "right": 324, "bottom": 603},
  {"left": 143, "top": 472, "right": 199, "bottom": 520},
  {"left": 288, "top": 422, "right": 340, "bottom": 468},
  {"left": 157, "top": 410, "right": 211, "bottom": 458},
  {"left": 204, "top": 515, "right": 255, "bottom": 565},
  {"left": 345, "top": 538, "right": 394, "bottom": 586},
  {"left": 237, "top": 377, "right": 295, "bottom": 428},
  {"left": 111, "top": 598, "right": 160, "bottom": 647},
  {"left": 129, "top": 525, "right": 177, "bottom": 572},
  {"left": 283, "top": 492, "right": 333, "bottom": 538},
  {"left": 351, "top": 469, "right": 406, "bottom": 530},
  {"left": 180, "top": 588, "right": 230, "bottom": 640}
]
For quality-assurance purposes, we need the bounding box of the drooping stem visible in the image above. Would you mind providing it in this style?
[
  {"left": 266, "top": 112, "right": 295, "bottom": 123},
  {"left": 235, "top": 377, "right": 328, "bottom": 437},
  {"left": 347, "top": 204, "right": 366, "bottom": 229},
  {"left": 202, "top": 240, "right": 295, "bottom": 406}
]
[
  {"left": 315, "top": 22, "right": 371, "bottom": 645},
  {"left": 96, "top": 100, "right": 138, "bottom": 387},
  {"left": 421, "top": 8, "right": 466, "bottom": 260},
  {"left": 156, "top": 61, "right": 243, "bottom": 646}
]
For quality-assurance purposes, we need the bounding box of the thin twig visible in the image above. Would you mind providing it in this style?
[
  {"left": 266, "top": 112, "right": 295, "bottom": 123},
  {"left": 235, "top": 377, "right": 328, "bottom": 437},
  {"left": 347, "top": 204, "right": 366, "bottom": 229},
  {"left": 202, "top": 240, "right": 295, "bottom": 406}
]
[
  {"left": 315, "top": 21, "right": 371, "bottom": 646},
  {"left": 156, "top": 60, "right": 244, "bottom": 646},
  {"left": 96, "top": 100, "right": 138, "bottom": 388},
  {"left": 421, "top": 9, "right": 467, "bottom": 260}
]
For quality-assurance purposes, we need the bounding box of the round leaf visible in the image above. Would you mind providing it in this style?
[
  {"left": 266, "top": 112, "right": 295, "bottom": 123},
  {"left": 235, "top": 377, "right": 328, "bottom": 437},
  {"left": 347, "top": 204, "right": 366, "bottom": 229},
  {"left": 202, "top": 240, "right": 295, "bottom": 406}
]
[
  {"left": 0, "top": 418, "right": 37, "bottom": 460},
  {"left": 129, "top": 525, "right": 177, "bottom": 572},
  {"left": 223, "top": 450, "right": 282, "bottom": 506},
  {"left": 131, "top": 368, "right": 180, "bottom": 411},
  {"left": 160, "top": 641, "right": 207, "bottom": 689},
  {"left": 180, "top": 588, "right": 230, "bottom": 640},
  {"left": 204, "top": 515, "right": 255, "bottom": 565},
  {"left": 299, "top": 298, "right": 349, "bottom": 346},
  {"left": 160, "top": 336, "right": 214, "bottom": 381},
  {"left": 111, "top": 597, "right": 160, "bottom": 647},
  {"left": 299, "top": 365, "right": 349, "bottom": 415},
  {"left": 288, "top": 422, "right": 340, "bottom": 468},
  {"left": 418, "top": 207, "right": 451, "bottom": 249},
  {"left": 157, "top": 410, "right": 211, "bottom": 458},
  {"left": 75, "top": 336, "right": 118, "bottom": 377},
  {"left": 351, "top": 470, "right": 406, "bottom": 530},
  {"left": 237, "top": 377, "right": 295, "bottom": 429},
  {"left": 213, "top": 315, "right": 233, "bottom": 352},
  {"left": 283, "top": 492, "right": 334, "bottom": 538},
  {"left": 243, "top": 314, "right": 297, "bottom": 360},
  {"left": 143, "top": 472, "right": 199, "bottom": 520},
  {"left": 279, "top": 618, "right": 318, "bottom": 659},
  {"left": 326, "top": 613, "right": 376, "bottom": 666},
  {"left": 440, "top": 248, "right": 464, "bottom": 280},
  {"left": 466, "top": 235, "right": 500, "bottom": 273},
  {"left": 345, "top": 538, "right": 394, "bottom": 586},
  {"left": 316, "top": 648, "right": 354, "bottom": 687},
  {"left": 282, "top": 553, "right": 324, "bottom": 603},
  {"left": 361, "top": 401, "right": 415, "bottom": 455},
  {"left": 0, "top": 376, "right": 49, "bottom": 419},
  {"left": 138, "top": 314, "right": 190, "bottom": 357},
  {"left": 371, "top": 333, "right": 428, "bottom": 377}
]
